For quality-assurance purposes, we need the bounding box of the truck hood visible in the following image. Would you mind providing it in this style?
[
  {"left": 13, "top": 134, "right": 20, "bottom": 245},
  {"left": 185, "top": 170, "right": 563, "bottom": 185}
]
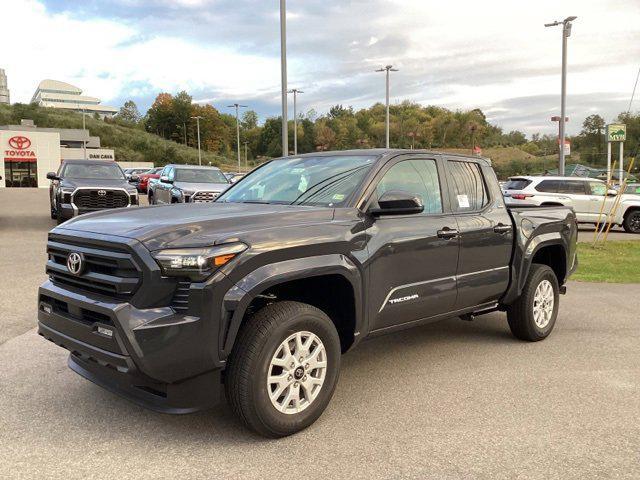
[
  {"left": 56, "top": 202, "right": 336, "bottom": 250},
  {"left": 174, "top": 181, "right": 230, "bottom": 193}
]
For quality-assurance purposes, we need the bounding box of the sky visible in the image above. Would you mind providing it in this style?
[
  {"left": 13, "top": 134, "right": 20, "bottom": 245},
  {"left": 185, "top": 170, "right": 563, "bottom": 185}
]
[{"left": 1, "top": 0, "right": 639, "bottom": 137}]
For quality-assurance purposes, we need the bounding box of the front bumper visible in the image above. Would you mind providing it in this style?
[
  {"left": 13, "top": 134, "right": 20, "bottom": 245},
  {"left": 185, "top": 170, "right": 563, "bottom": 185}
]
[{"left": 37, "top": 278, "right": 229, "bottom": 413}]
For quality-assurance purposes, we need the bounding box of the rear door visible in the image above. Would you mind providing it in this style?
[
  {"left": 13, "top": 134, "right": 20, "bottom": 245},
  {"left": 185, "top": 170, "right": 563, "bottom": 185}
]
[
  {"left": 444, "top": 159, "right": 513, "bottom": 309},
  {"left": 366, "top": 155, "right": 459, "bottom": 332},
  {"left": 585, "top": 180, "right": 613, "bottom": 221},
  {"left": 557, "top": 179, "right": 592, "bottom": 221}
]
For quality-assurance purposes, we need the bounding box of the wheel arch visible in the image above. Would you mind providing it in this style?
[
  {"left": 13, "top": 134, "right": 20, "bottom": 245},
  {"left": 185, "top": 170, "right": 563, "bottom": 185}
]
[{"left": 220, "top": 254, "right": 363, "bottom": 359}]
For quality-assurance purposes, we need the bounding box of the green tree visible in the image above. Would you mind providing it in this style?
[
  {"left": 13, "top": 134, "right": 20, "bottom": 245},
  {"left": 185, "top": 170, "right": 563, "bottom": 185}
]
[{"left": 115, "top": 100, "right": 141, "bottom": 124}]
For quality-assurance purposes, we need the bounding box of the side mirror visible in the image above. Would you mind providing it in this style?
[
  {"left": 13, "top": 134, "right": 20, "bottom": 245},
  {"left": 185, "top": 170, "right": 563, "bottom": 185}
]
[
  {"left": 160, "top": 175, "right": 173, "bottom": 184},
  {"left": 129, "top": 175, "right": 139, "bottom": 182},
  {"left": 370, "top": 190, "right": 424, "bottom": 216},
  {"left": 607, "top": 189, "right": 618, "bottom": 196},
  {"left": 46, "top": 172, "right": 59, "bottom": 181}
]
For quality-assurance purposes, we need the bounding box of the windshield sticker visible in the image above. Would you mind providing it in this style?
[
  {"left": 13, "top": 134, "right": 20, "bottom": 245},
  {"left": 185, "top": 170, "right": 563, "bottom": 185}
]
[
  {"left": 457, "top": 194, "right": 470, "bottom": 208},
  {"left": 332, "top": 194, "right": 345, "bottom": 201}
]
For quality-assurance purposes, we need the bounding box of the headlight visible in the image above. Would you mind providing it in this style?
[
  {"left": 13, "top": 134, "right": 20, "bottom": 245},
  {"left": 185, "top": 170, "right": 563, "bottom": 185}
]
[{"left": 152, "top": 243, "right": 247, "bottom": 280}]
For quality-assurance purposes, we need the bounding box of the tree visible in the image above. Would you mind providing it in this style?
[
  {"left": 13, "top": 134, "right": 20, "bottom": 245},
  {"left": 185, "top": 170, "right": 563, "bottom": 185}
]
[
  {"left": 146, "top": 93, "right": 175, "bottom": 139},
  {"left": 241, "top": 110, "right": 259, "bottom": 130},
  {"left": 116, "top": 100, "right": 141, "bottom": 124}
]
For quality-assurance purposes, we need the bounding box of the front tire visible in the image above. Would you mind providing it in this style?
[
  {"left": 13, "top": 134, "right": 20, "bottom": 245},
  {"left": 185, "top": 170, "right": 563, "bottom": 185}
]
[
  {"left": 225, "top": 301, "right": 341, "bottom": 437},
  {"left": 623, "top": 210, "right": 640, "bottom": 233},
  {"left": 507, "top": 264, "right": 559, "bottom": 342}
]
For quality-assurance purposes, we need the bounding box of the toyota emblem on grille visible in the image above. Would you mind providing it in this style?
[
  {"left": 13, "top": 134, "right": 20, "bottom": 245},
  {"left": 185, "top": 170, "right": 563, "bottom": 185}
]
[
  {"left": 66, "top": 252, "right": 84, "bottom": 275},
  {"left": 97, "top": 190, "right": 107, "bottom": 196}
]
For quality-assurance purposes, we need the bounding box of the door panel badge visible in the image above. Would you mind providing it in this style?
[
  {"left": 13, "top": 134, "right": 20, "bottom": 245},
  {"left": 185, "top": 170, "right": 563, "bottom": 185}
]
[{"left": 388, "top": 294, "right": 419, "bottom": 305}]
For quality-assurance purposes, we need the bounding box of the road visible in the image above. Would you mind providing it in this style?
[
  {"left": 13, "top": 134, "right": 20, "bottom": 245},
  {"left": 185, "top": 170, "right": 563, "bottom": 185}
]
[{"left": 1, "top": 189, "right": 639, "bottom": 479}]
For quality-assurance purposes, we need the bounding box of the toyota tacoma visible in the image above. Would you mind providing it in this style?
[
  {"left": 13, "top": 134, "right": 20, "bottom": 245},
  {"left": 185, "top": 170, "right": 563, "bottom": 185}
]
[
  {"left": 38, "top": 150, "right": 578, "bottom": 437},
  {"left": 47, "top": 160, "right": 139, "bottom": 224}
]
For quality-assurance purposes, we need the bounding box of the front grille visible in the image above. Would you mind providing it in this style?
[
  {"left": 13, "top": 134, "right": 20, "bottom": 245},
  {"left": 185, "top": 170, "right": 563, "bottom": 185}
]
[
  {"left": 171, "top": 279, "right": 191, "bottom": 312},
  {"left": 73, "top": 189, "right": 130, "bottom": 209},
  {"left": 47, "top": 238, "right": 141, "bottom": 300},
  {"left": 191, "top": 191, "right": 219, "bottom": 203}
]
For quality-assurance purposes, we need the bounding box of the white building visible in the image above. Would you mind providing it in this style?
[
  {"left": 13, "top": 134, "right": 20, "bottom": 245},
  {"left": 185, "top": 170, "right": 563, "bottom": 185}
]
[
  {"left": 31, "top": 79, "right": 118, "bottom": 117},
  {"left": 0, "top": 69, "right": 9, "bottom": 104}
]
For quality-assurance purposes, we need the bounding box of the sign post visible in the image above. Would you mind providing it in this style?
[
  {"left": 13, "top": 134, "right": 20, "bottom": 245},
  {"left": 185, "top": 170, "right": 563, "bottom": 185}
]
[{"left": 606, "top": 124, "right": 626, "bottom": 183}]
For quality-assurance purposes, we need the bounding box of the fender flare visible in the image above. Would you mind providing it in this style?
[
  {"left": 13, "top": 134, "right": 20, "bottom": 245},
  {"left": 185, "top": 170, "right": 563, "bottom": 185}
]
[
  {"left": 219, "top": 254, "right": 363, "bottom": 359},
  {"left": 502, "top": 232, "right": 567, "bottom": 304}
]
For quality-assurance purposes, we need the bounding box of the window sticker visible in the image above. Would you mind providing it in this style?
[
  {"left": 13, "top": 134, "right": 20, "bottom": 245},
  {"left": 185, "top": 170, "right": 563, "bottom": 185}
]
[
  {"left": 457, "top": 194, "right": 470, "bottom": 208},
  {"left": 332, "top": 193, "right": 345, "bottom": 201}
]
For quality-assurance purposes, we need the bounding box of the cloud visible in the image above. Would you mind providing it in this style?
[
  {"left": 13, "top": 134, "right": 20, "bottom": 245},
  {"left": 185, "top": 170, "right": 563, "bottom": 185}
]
[{"left": 3, "top": 0, "right": 640, "bottom": 137}]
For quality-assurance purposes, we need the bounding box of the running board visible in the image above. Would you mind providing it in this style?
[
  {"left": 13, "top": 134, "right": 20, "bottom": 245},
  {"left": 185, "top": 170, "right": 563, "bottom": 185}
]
[{"left": 460, "top": 303, "right": 499, "bottom": 321}]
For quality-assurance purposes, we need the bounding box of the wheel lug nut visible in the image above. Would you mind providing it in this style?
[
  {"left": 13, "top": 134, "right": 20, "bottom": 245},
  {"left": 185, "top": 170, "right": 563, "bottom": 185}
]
[
  {"left": 304, "top": 363, "right": 309, "bottom": 369},
  {"left": 302, "top": 375, "right": 307, "bottom": 381},
  {"left": 287, "top": 375, "right": 292, "bottom": 381},
  {"left": 299, "top": 356, "right": 304, "bottom": 361},
  {"left": 290, "top": 362, "right": 295, "bottom": 368},
  {"left": 294, "top": 382, "right": 299, "bottom": 387}
]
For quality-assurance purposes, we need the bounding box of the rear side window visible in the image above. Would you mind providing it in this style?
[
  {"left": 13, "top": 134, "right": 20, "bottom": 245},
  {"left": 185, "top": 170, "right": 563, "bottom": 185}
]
[
  {"left": 447, "top": 161, "right": 489, "bottom": 211},
  {"left": 504, "top": 179, "right": 532, "bottom": 190},
  {"left": 558, "top": 181, "right": 587, "bottom": 194},
  {"left": 588, "top": 182, "right": 607, "bottom": 195},
  {"left": 535, "top": 180, "right": 560, "bottom": 193}
]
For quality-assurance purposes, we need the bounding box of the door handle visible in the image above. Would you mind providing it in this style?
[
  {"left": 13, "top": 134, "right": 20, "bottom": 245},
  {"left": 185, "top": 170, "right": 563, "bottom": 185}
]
[
  {"left": 437, "top": 227, "right": 459, "bottom": 239},
  {"left": 493, "top": 223, "right": 511, "bottom": 234}
]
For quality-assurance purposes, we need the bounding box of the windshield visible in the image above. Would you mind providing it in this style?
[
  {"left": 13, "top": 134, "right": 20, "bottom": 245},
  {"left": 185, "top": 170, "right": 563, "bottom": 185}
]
[
  {"left": 217, "top": 155, "right": 377, "bottom": 206},
  {"left": 63, "top": 163, "right": 124, "bottom": 180},
  {"left": 175, "top": 168, "right": 228, "bottom": 183}
]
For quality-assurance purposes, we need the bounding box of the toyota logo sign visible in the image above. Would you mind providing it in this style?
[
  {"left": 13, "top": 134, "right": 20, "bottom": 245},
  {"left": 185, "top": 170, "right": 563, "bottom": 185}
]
[
  {"left": 8, "top": 136, "right": 31, "bottom": 150},
  {"left": 66, "top": 252, "right": 84, "bottom": 276},
  {"left": 98, "top": 190, "right": 107, "bottom": 196}
]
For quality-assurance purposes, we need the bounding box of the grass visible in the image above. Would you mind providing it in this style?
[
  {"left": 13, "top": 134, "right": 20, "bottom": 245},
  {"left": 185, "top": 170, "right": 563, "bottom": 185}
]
[{"left": 572, "top": 241, "right": 640, "bottom": 283}]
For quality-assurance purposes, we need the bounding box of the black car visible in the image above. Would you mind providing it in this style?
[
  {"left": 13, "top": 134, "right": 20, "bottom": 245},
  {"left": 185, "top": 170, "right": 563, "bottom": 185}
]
[
  {"left": 47, "top": 160, "right": 139, "bottom": 224},
  {"left": 38, "top": 150, "right": 578, "bottom": 437}
]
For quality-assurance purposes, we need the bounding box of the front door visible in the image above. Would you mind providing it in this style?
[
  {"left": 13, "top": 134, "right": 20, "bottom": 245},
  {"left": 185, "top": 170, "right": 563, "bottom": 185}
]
[
  {"left": 366, "top": 156, "right": 459, "bottom": 332},
  {"left": 444, "top": 159, "right": 513, "bottom": 309},
  {"left": 156, "top": 166, "right": 173, "bottom": 204},
  {"left": 4, "top": 159, "right": 38, "bottom": 187}
]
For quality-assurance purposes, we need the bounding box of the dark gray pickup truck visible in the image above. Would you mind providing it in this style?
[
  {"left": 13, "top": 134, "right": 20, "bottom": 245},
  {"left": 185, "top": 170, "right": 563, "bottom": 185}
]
[{"left": 37, "top": 149, "right": 578, "bottom": 437}]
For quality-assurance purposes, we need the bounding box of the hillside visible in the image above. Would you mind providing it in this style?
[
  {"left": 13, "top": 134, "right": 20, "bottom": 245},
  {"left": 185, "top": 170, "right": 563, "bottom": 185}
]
[{"left": 0, "top": 103, "right": 238, "bottom": 170}]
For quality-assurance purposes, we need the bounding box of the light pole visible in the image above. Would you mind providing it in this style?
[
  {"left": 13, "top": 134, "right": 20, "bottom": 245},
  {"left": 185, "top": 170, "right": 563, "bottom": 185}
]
[
  {"left": 287, "top": 88, "right": 303, "bottom": 154},
  {"left": 545, "top": 15, "right": 577, "bottom": 176},
  {"left": 375, "top": 65, "right": 398, "bottom": 148},
  {"left": 280, "top": 0, "right": 288, "bottom": 156},
  {"left": 227, "top": 103, "right": 247, "bottom": 172},
  {"left": 243, "top": 141, "right": 248, "bottom": 171},
  {"left": 81, "top": 109, "right": 88, "bottom": 158},
  {"left": 190, "top": 116, "right": 203, "bottom": 165}
]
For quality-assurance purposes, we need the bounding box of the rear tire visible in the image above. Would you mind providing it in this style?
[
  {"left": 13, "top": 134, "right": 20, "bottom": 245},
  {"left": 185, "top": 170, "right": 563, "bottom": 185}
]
[
  {"left": 623, "top": 210, "right": 640, "bottom": 233},
  {"left": 225, "top": 301, "right": 341, "bottom": 437},
  {"left": 507, "top": 264, "right": 559, "bottom": 342}
]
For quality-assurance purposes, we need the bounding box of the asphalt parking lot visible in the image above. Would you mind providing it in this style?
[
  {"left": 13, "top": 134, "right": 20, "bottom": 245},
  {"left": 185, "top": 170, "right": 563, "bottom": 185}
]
[{"left": 1, "top": 189, "right": 639, "bottom": 479}]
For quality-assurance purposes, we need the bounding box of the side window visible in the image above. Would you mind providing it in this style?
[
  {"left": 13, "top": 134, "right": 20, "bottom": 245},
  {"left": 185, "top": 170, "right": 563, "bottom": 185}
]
[
  {"left": 535, "top": 180, "right": 559, "bottom": 193},
  {"left": 588, "top": 182, "right": 606, "bottom": 195},
  {"left": 167, "top": 167, "right": 176, "bottom": 182},
  {"left": 375, "top": 159, "right": 442, "bottom": 214},
  {"left": 558, "top": 181, "right": 587, "bottom": 195},
  {"left": 447, "top": 161, "right": 489, "bottom": 212}
]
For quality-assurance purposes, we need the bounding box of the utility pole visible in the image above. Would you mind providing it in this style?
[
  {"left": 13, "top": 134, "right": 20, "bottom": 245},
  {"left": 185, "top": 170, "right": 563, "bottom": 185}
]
[
  {"left": 243, "top": 141, "right": 248, "bottom": 171},
  {"left": 190, "top": 116, "right": 203, "bottom": 165},
  {"left": 545, "top": 16, "right": 577, "bottom": 176},
  {"left": 280, "top": 0, "right": 288, "bottom": 157},
  {"left": 227, "top": 103, "right": 247, "bottom": 172},
  {"left": 375, "top": 65, "right": 398, "bottom": 148},
  {"left": 287, "top": 88, "right": 303, "bottom": 154}
]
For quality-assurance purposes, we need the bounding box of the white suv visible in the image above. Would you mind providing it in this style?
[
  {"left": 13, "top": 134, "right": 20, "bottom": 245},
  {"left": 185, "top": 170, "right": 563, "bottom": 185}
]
[{"left": 503, "top": 176, "right": 640, "bottom": 233}]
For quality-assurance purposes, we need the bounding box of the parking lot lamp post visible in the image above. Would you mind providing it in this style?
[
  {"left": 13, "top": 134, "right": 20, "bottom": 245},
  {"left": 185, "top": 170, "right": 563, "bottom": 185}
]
[
  {"left": 228, "top": 104, "right": 247, "bottom": 172},
  {"left": 280, "top": 0, "right": 288, "bottom": 157},
  {"left": 191, "top": 116, "right": 203, "bottom": 166},
  {"left": 81, "top": 109, "right": 88, "bottom": 159},
  {"left": 545, "top": 16, "right": 577, "bottom": 176},
  {"left": 376, "top": 65, "right": 398, "bottom": 148},
  {"left": 287, "top": 89, "right": 303, "bottom": 155},
  {"left": 243, "top": 141, "right": 248, "bottom": 171}
]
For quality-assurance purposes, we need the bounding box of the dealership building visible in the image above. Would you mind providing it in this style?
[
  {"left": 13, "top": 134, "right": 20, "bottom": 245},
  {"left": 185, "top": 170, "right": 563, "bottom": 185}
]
[
  {"left": 0, "top": 119, "right": 120, "bottom": 188},
  {"left": 31, "top": 79, "right": 118, "bottom": 117}
]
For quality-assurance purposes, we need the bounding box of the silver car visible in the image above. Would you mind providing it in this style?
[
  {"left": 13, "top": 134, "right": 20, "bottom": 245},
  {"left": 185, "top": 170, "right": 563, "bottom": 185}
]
[{"left": 150, "top": 165, "right": 231, "bottom": 204}]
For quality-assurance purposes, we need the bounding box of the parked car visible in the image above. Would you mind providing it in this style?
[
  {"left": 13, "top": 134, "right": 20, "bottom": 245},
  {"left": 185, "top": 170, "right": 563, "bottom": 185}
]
[
  {"left": 225, "top": 172, "right": 246, "bottom": 183},
  {"left": 123, "top": 168, "right": 151, "bottom": 180},
  {"left": 46, "top": 160, "right": 139, "bottom": 224},
  {"left": 149, "top": 164, "right": 230, "bottom": 204},
  {"left": 137, "top": 167, "right": 163, "bottom": 193},
  {"left": 623, "top": 183, "right": 640, "bottom": 196},
  {"left": 38, "top": 150, "right": 577, "bottom": 437},
  {"left": 503, "top": 176, "right": 640, "bottom": 233}
]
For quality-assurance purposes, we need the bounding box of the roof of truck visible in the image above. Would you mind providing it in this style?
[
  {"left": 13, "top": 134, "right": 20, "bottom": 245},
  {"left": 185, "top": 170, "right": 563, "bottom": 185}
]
[{"left": 284, "top": 149, "right": 492, "bottom": 165}]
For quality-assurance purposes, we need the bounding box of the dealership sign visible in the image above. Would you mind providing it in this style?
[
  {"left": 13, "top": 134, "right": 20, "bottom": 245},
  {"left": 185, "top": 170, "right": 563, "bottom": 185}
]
[
  {"left": 4, "top": 135, "right": 37, "bottom": 162},
  {"left": 606, "top": 124, "right": 626, "bottom": 142}
]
